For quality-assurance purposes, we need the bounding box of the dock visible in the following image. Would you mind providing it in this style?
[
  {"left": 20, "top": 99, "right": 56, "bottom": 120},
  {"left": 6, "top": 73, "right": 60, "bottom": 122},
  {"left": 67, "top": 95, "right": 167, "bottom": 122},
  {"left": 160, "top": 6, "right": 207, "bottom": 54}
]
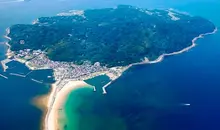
[
  {"left": 31, "top": 78, "right": 43, "bottom": 84},
  {"left": 93, "top": 86, "right": 96, "bottom": 92},
  {"left": 1, "top": 59, "right": 12, "bottom": 72},
  {"left": 25, "top": 71, "right": 33, "bottom": 77},
  {"left": 9, "top": 73, "right": 26, "bottom": 78},
  {"left": 0, "top": 73, "right": 8, "bottom": 79},
  {"left": 102, "top": 81, "right": 112, "bottom": 94}
]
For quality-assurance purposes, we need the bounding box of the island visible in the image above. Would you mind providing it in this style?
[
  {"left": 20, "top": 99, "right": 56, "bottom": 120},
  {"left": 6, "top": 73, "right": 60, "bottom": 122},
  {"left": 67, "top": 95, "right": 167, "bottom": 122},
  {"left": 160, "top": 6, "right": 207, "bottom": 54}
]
[{"left": 2, "top": 5, "right": 217, "bottom": 130}]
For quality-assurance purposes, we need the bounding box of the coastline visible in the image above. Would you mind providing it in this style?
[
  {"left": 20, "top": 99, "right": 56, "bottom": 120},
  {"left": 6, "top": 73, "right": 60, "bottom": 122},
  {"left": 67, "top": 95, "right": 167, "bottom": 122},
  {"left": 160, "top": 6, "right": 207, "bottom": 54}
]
[
  {"left": 1, "top": 28, "right": 13, "bottom": 72},
  {"left": 2, "top": 24, "right": 218, "bottom": 130},
  {"left": 4, "top": 28, "right": 13, "bottom": 59},
  {"left": 44, "top": 27, "right": 218, "bottom": 130},
  {"left": 136, "top": 28, "right": 218, "bottom": 65},
  {"left": 45, "top": 80, "right": 92, "bottom": 130},
  {"left": 101, "top": 27, "right": 218, "bottom": 94}
]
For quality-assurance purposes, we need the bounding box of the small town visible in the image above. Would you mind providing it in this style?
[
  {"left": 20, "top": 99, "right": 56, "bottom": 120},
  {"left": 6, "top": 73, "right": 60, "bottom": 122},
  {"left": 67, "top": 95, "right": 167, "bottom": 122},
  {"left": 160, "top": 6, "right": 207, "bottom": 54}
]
[{"left": 12, "top": 49, "right": 126, "bottom": 82}]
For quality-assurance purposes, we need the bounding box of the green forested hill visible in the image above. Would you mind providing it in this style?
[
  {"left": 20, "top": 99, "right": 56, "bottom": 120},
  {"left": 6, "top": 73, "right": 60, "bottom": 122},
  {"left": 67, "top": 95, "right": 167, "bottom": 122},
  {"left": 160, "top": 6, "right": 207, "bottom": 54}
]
[{"left": 8, "top": 5, "right": 215, "bottom": 67}]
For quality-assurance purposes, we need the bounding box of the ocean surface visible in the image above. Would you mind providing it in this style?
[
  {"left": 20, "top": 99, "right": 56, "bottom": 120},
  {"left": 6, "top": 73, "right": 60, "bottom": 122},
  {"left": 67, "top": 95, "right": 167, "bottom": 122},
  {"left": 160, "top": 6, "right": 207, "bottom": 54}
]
[
  {"left": 0, "top": 1, "right": 80, "bottom": 129},
  {"left": 0, "top": 60, "right": 54, "bottom": 130},
  {"left": 0, "top": 0, "right": 220, "bottom": 130},
  {"left": 62, "top": 2, "right": 220, "bottom": 130}
]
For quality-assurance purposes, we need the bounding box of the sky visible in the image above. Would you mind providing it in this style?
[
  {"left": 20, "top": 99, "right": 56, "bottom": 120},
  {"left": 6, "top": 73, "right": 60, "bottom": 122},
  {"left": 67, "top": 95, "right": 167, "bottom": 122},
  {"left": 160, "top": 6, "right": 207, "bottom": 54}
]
[
  {"left": 0, "top": 0, "right": 219, "bottom": 43},
  {"left": 0, "top": 0, "right": 219, "bottom": 28},
  {"left": 0, "top": 0, "right": 219, "bottom": 9}
]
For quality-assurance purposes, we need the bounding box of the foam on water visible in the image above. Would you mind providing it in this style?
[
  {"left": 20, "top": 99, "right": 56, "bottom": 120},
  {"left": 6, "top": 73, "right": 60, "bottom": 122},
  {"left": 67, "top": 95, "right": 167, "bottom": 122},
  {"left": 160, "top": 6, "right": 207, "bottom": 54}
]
[{"left": 0, "top": 0, "right": 24, "bottom": 4}]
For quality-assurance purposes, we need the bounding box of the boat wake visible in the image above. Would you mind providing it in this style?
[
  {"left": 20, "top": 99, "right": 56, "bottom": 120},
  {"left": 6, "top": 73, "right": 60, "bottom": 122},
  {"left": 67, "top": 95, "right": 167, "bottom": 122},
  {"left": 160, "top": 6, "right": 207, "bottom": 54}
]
[
  {"left": 0, "top": 0, "right": 24, "bottom": 4},
  {"left": 180, "top": 103, "right": 191, "bottom": 106}
]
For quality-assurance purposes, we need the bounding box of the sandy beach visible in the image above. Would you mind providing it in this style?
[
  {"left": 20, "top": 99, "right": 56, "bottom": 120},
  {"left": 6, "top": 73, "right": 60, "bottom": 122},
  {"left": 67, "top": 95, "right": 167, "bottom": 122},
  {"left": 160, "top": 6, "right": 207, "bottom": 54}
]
[
  {"left": 46, "top": 81, "right": 92, "bottom": 130},
  {"left": 3, "top": 22, "right": 217, "bottom": 130}
]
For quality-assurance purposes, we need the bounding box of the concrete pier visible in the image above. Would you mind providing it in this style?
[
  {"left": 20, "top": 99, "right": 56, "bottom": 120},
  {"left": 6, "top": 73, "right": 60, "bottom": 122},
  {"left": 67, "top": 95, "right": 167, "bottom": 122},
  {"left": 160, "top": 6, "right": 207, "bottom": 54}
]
[
  {"left": 31, "top": 78, "right": 43, "bottom": 84},
  {"left": 102, "top": 81, "right": 112, "bottom": 94},
  {"left": 0, "top": 73, "right": 8, "bottom": 79},
  {"left": 1, "top": 59, "right": 12, "bottom": 72},
  {"left": 9, "top": 73, "right": 26, "bottom": 77}
]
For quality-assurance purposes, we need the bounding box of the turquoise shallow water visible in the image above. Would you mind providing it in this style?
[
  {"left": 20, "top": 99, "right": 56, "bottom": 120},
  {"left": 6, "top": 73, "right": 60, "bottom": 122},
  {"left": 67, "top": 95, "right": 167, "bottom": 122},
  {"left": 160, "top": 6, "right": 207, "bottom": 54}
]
[
  {"left": 85, "top": 75, "right": 111, "bottom": 93},
  {"left": 63, "top": 2, "right": 220, "bottom": 130},
  {"left": 0, "top": 1, "right": 76, "bottom": 129},
  {"left": 64, "top": 27, "right": 220, "bottom": 130},
  {"left": 0, "top": 1, "right": 220, "bottom": 130},
  {"left": 63, "top": 87, "right": 128, "bottom": 130}
]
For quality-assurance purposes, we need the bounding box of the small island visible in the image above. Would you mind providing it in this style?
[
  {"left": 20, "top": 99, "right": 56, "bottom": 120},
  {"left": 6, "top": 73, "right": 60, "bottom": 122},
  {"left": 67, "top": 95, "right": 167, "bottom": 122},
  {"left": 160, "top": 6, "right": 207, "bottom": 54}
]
[
  {"left": 3, "top": 5, "right": 217, "bottom": 130},
  {"left": 7, "top": 5, "right": 215, "bottom": 66}
]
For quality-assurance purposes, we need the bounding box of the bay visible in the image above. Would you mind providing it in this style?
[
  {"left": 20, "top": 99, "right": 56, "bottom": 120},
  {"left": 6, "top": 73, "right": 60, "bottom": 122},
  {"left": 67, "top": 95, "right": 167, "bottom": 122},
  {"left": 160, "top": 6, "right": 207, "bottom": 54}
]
[
  {"left": 62, "top": 1, "right": 220, "bottom": 130},
  {"left": 1, "top": 0, "right": 220, "bottom": 130}
]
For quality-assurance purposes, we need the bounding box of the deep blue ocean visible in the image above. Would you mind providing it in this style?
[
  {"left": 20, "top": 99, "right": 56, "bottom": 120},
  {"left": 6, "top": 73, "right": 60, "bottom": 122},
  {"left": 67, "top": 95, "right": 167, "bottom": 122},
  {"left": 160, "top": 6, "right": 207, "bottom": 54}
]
[
  {"left": 103, "top": 2, "right": 220, "bottom": 129},
  {"left": 0, "top": 60, "right": 54, "bottom": 130},
  {"left": 104, "top": 32, "right": 220, "bottom": 130},
  {"left": 0, "top": 0, "right": 220, "bottom": 130}
]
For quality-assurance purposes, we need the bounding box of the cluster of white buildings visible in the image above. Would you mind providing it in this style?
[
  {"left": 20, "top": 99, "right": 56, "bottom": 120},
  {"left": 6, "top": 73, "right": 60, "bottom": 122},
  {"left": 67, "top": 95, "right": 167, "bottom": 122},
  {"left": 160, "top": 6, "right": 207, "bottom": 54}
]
[{"left": 14, "top": 49, "right": 124, "bottom": 81}]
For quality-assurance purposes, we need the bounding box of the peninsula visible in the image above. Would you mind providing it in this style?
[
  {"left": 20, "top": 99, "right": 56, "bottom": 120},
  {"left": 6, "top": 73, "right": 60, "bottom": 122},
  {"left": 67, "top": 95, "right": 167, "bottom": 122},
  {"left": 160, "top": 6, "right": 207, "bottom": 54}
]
[{"left": 3, "top": 5, "right": 216, "bottom": 130}]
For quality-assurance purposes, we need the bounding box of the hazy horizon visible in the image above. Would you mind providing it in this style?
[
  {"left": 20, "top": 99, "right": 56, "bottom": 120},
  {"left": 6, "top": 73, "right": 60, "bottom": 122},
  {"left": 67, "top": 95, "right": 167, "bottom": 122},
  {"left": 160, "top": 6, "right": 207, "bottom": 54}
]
[{"left": 0, "top": 0, "right": 220, "bottom": 41}]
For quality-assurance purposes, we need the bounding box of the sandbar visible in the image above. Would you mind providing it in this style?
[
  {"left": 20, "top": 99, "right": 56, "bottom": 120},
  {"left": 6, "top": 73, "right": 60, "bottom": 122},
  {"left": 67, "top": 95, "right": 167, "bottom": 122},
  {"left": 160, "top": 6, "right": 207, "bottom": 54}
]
[{"left": 46, "top": 80, "right": 92, "bottom": 130}]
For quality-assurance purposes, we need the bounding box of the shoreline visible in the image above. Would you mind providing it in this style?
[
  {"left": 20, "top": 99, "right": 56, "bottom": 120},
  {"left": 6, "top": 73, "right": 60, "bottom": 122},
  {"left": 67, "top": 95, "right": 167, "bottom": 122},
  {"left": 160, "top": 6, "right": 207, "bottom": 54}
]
[
  {"left": 44, "top": 27, "right": 218, "bottom": 130},
  {"left": 2, "top": 25, "right": 218, "bottom": 130},
  {"left": 4, "top": 28, "right": 13, "bottom": 59},
  {"left": 101, "top": 27, "right": 218, "bottom": 94},
  {"left": 136, "top": 28, "right": 218, "bottom": 65},
  {"left": 45, "top": 80, "right": 92, "bottom": 130},
  {"left": 32, "top": 93, "right": 50, "bottom": 130}
]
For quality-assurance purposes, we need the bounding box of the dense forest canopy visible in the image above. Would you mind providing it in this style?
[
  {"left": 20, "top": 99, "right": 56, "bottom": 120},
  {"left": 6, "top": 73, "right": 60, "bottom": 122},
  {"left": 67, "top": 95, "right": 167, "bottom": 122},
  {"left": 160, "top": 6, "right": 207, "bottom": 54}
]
[{"left": 8, "top": 5, "right": 215, "bottom": 67}]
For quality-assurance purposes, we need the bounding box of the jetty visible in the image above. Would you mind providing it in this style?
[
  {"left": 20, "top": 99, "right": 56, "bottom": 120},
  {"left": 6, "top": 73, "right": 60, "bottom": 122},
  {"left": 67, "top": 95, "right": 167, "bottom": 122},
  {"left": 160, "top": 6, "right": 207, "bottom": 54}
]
[
  {"left": 31, "top": 78, "right": 43, "bottom": 84},
  {"left": 9, "top": 73, "right": 26, "bottom": 78},
  {"left": 25, "top": 70, "right": 33, "bottom": 77},
  {"left": 0, "top": 73, "right": 8, "bottom": 79},
  {"left": 1, "top": 59, "right": 12, "bottom": 72},
  {"left": 102, "top": 81, "right": 112, "bottom": 94},
  {"left": 93, "top": 86, "right": 96, "bottom": 92}
]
